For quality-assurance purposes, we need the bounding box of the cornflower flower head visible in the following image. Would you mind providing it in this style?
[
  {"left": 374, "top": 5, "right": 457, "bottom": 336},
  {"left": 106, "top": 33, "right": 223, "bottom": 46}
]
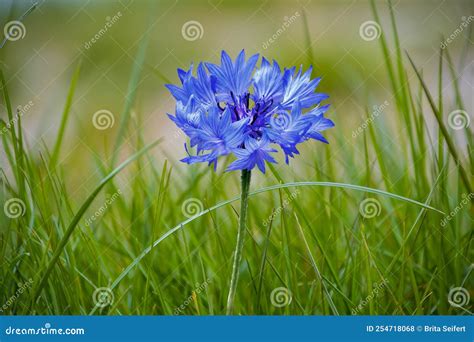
[{"left": 166, "top": 49, "right": 334, "bottom": 173}]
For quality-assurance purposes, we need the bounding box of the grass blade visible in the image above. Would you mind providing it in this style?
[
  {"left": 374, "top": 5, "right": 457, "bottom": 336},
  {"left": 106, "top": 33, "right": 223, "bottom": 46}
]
[
  {"left": 110, "top": 4, "right": 154, "bottom": 168},
  {"left": 110, "top": 181, "right": 444, "bottom": 291},
  {"left": 0, "top": 2, "right": 37, "bottom": 49},
  {"left": 294, "top": 212, "right": 339, "bottom": 315},
  {"left": 406, "top": 52, "right": 473, "bottom": 194},
  {"left": 30, "top": 138, "right": 162, "bottom": 306},
  {"left": 50, "top": 61, "right": 82, "bottom": 167}
]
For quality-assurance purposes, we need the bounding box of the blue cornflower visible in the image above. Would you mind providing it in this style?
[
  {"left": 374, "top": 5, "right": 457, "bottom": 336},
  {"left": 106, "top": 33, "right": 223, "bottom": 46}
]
[{"left": 166, "top": 50, "right": 334, "bottom": 173}]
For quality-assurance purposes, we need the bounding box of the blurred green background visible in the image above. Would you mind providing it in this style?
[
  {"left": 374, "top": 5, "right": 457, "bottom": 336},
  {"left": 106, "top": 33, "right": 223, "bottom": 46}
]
[
  {"left": 1, "top": 0, "right": 472, "bottom": 187},
  {"left": 0, "top": 0, "right": 472, "bottom": 315}
]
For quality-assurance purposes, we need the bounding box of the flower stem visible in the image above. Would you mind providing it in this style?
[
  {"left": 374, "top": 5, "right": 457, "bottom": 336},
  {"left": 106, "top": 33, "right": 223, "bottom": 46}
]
[{"left": 226, "top": 169, "right": 251, "bottom": 315}]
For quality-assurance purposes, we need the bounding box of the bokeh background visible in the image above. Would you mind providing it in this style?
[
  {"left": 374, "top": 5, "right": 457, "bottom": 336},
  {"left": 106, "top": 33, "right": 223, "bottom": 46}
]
[
  {"left": 0, "top": 0, "right": 472, "bottom": 315},
  {"left": 0, "top": 0, "right": 472, "bottom": 186}
]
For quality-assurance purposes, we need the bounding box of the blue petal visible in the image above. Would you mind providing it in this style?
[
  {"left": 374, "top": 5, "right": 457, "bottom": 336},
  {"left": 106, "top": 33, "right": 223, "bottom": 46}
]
[
  {"left": 206, "top": 50, "right": 259, "bottom": 98},
  {"left": 252, "top": 57, "right": 285, "bottom": 104},
  {"left": 227, "top": 138, "right": 277, "bottom": 173},
  {"left": 281, "top": 66, "right": 328, "bottom": 110}
]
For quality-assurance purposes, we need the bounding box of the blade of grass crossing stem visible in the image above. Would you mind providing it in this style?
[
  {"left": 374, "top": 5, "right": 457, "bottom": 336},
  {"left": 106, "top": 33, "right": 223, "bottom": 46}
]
[
  {"left": 50, "top": 61, "right": 82, "bottom": 167},
  {"left": 110, "top": 181, "right": 444, "bottom": 292},
  {"left": 30, "top": 138, "right": 162, "bottom": 306},
  {"left": 406, "top": 52, "right": 473, "bottom": 195}
]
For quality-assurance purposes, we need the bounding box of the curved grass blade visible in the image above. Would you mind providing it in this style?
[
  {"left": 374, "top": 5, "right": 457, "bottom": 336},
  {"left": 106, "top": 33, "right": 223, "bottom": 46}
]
[
  {"left": 110, "top": 181, "right": 444, "bottom": 291},
  {"left": 30, "top": 138, "right": 162, "bottom": 306}
]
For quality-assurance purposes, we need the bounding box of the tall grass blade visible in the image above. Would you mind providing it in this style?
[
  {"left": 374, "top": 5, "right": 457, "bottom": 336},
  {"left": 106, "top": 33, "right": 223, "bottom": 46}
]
[
  {"left": 50, "top": 61, "right": 82, "bottom": 167},
  {"left": 406, "top": 52, "right": 473, "bottom": 195},
  {"left": 110, "top": 5, "right": 153, "bottom": 168},
  {"left": 30, "top": 138, "right": 162, "bottom": 306}
]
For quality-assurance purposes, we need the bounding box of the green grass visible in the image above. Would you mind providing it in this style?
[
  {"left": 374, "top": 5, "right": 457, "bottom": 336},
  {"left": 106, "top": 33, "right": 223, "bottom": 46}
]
[{"left": 0, "top": 1, "right": 472, "bottom": 315}]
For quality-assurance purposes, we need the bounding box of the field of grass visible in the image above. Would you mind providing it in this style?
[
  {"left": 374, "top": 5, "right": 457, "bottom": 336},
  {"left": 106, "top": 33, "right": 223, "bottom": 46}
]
[{"left": 0, "top": 0, "right": 472, "bottom": 315}]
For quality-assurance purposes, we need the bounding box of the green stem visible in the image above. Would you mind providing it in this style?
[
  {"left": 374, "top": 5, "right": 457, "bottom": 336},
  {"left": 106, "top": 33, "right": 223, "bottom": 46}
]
[{"left": 226, "top": 169, "right": 251, "bottom": 315}]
